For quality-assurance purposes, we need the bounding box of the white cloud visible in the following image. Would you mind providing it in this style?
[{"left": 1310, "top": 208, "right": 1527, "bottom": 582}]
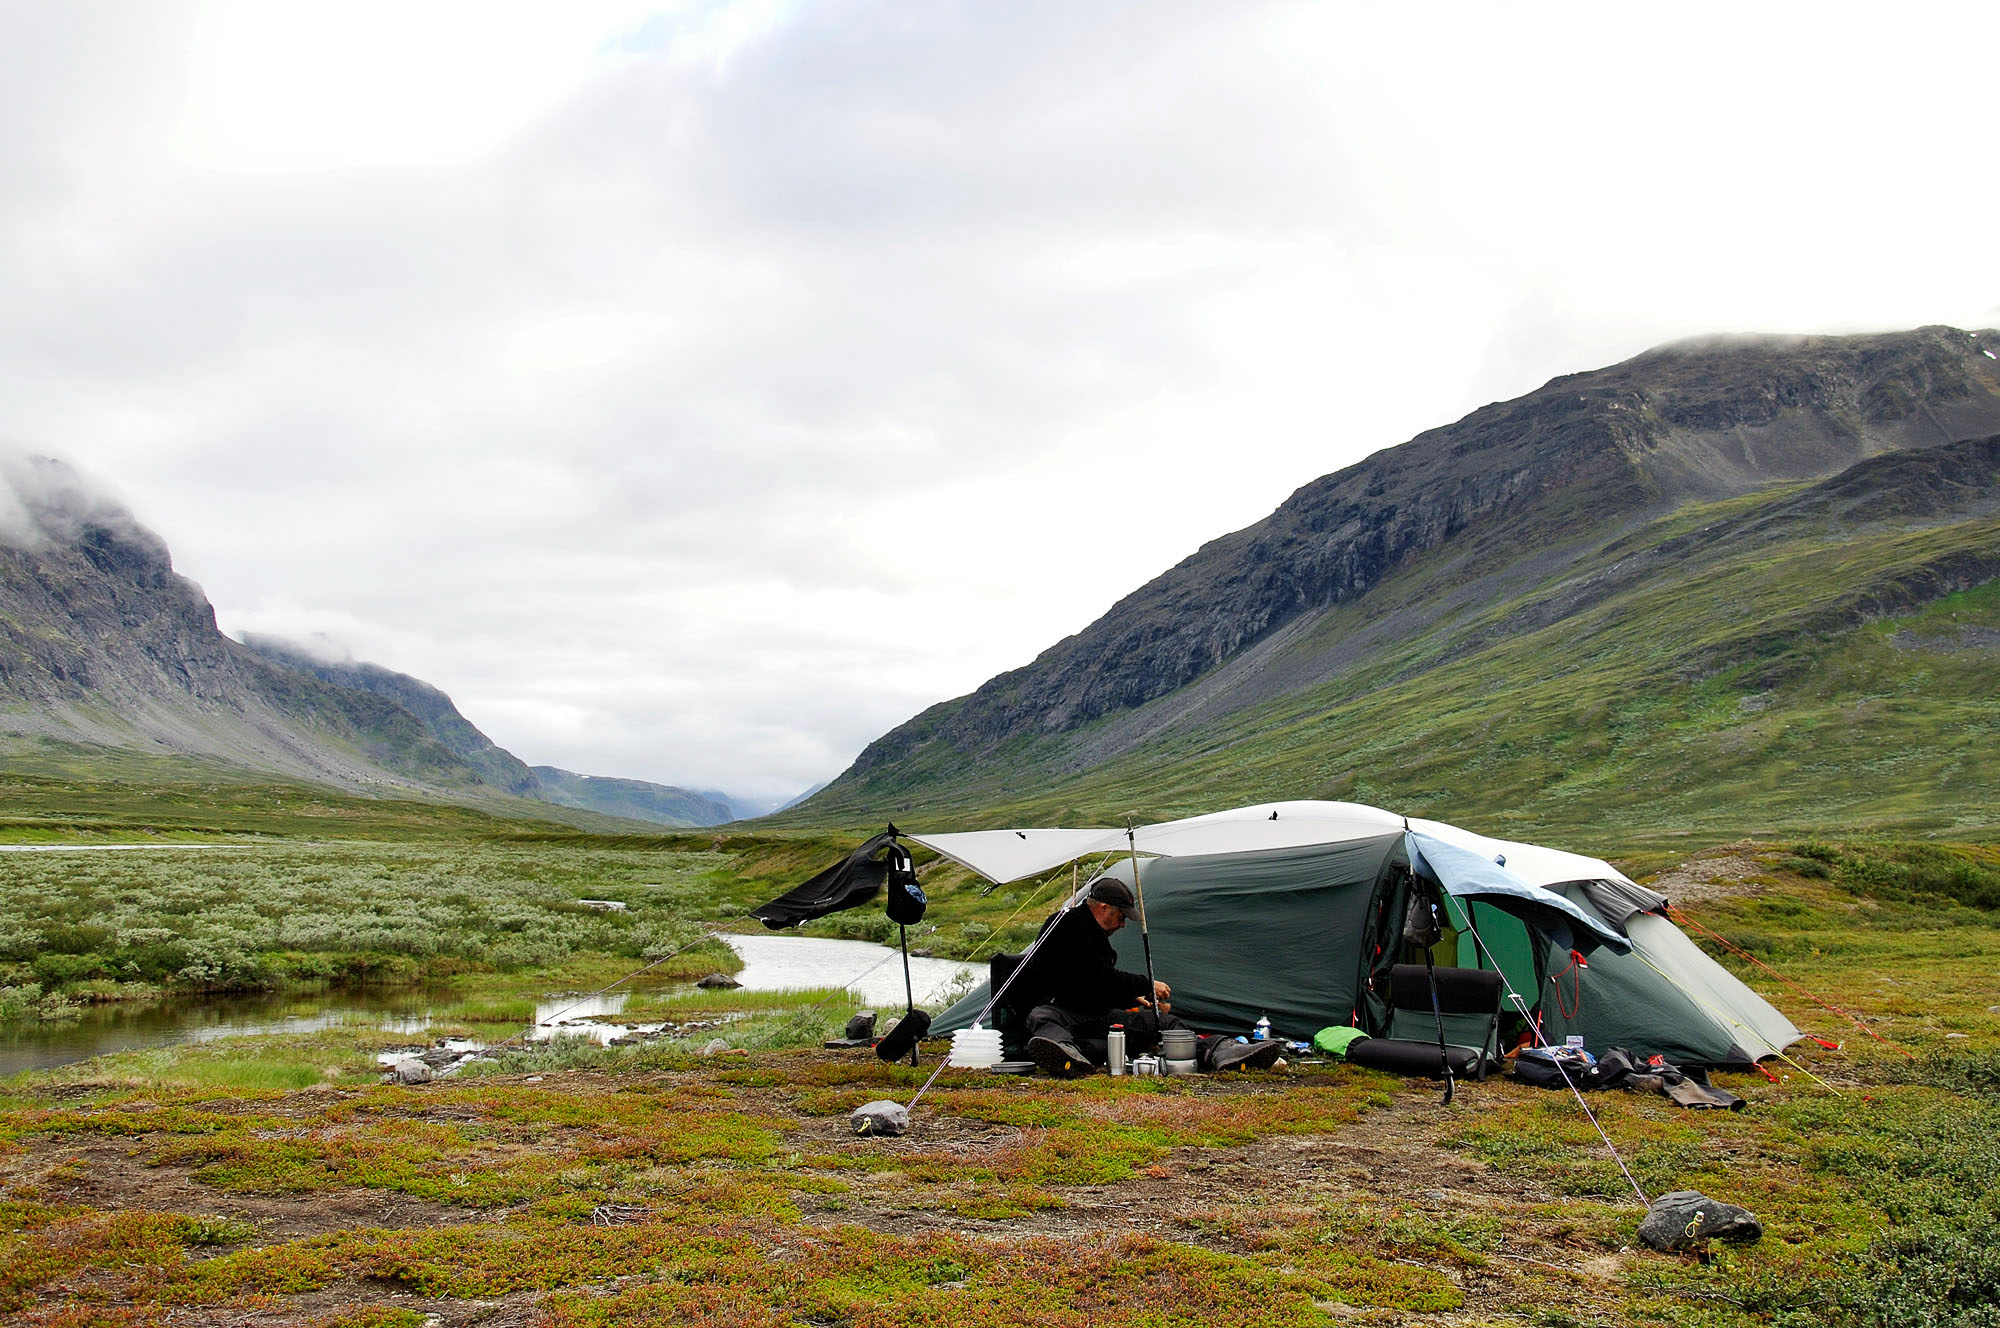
[{"left": 3, "top": 1, "right": 1998, "bottom": 803}]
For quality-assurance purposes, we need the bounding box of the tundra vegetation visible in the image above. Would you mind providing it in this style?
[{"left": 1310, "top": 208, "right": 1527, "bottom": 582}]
[{"left": 1, "top": 788, "right": 1996, "bottom": 1326}]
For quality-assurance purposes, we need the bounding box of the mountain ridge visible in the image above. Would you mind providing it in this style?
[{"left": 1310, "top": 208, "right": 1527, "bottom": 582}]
[{"left": 804, "top": 326, "right": 2000, "bottom": 833}]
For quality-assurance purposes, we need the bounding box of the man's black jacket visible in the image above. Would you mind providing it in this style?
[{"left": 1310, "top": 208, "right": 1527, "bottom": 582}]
[{"left": 1018, "top": 905, "right": 1151, "bottom": 1014}]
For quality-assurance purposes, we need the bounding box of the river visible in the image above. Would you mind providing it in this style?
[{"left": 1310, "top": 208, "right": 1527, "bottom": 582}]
[{"left": 1, "top": 934, "right": 976, "bottom": 1077}]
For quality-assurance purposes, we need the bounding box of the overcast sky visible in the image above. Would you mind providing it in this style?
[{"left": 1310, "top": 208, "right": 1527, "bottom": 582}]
[{"left": 2, "top": 2, "right": 1996, "bottom": 805}]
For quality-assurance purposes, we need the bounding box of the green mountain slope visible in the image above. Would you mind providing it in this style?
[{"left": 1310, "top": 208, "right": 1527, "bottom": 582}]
[
  {"left": 801, "top": 329, "right": 2000, "bottom": 841},
  {"left": 240, "top": 636, "right": 545, "bottom": 797},
  {"left": 528, "top": 766, "right": 734, "bottom": 828}
]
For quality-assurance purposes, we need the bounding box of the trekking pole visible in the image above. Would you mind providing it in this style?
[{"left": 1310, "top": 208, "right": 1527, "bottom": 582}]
[
  {"left": 1400, "top": 867, "right": 1454, "bottom": 1107},
  {"left": 898, "top": 922, "right": 919, "bottom": 1067},
  {"left": 1124, "top": 820, "right": 1159, "bottom": 1010},
  {"left": 1423, "top": 933, "right": 1455, "bottom": 1107}
]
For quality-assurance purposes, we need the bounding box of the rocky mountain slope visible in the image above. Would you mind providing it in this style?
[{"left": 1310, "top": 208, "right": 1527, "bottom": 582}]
[
  {"left": 806, "top": 326, "right": 2000, "bottom": 836},
  {"left": 0, "top": 458, "right": 737, "bottom": 827},
  {"left": 239, "top": 636, "right": 545, "bottom": 798}
]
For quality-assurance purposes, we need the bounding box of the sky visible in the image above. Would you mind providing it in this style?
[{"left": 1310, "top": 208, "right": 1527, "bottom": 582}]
[{"left": 2, "top": 2, "right": 1997, "bottom": 806}]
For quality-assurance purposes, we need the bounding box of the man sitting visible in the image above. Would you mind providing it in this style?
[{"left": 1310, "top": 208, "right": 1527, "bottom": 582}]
[{"left": 1020, "top": 877, "right": 1280, "bottom": 1077}]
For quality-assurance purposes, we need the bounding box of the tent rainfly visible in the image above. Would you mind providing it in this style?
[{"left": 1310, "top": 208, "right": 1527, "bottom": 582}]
[{"left": 924, "top": 801, "right": 1801, "bottom": 1069}]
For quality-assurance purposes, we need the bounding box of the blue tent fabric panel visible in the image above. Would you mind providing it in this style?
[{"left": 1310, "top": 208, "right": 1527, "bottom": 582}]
[{"left": 1405, "top": 831, "right": 1630, "bottom": 954}]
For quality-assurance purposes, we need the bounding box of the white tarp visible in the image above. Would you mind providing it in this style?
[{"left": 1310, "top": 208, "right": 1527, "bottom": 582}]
[
  {"left": 904, "top": 827, "right": 1129, "bottom": 884},
  {"left": 1406, "top": 817, "right": 1637, "bottom": 891},
  {"left": 908, "top": 801, "right": 1640, "bottom": 899},
  {"left": 908, "top": 801, "right": 1405, "bottom": 883}
]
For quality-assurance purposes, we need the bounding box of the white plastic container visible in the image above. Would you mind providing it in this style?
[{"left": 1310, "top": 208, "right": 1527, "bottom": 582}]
[{"left": 947, "top": 1023, "right": 1004, "bottom": 1068}]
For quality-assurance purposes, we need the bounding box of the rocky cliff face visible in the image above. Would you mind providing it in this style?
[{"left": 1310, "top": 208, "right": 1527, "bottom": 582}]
[
  {"left": 240, "top": 636, "right": 544, "bottom": 797},
  {"left": 842, "top": 326, "right": 2000, "bottom": 785},
  {"left": 0, "top": 457, "right": 487, "bottom": 790},
  {"left": 0, "top": 458, "right": 736, "bottom": 824}
]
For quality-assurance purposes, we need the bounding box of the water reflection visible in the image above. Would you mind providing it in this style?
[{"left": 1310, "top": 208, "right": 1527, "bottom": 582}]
[
  {"left": 2, "top": 933, "right": 979, "bottom": 1076},
  {"left": 529, "top": 991, "right": 649, "bottom": 1046},
  {"left": 0, "top": 989, "right": 445, "bottom": 1078},
  {"left": 723, "top": 934, "right": 974, "bottom": 1007}
]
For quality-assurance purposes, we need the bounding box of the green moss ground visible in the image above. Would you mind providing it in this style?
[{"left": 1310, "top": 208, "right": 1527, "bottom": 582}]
[{"left": 2, "top": 837, "right": 1996, "bottom": 1326}]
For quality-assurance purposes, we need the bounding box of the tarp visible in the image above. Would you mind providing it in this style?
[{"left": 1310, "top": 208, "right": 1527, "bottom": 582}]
[
  {"left": 905, "top": 827, "right": 1128, "bottom": 885},
  {"left": 1405, "top": 818, "right": 1642, "bottom": 893},
  {"left": 750, "top": 827, "right": 901, "bottom": 929},
  {"left": 905, "top": 801, "right": 1407, "bottom": 884}
]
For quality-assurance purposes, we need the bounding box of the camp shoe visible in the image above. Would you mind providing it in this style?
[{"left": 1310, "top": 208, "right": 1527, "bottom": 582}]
[
  {"left": 1208, "top": 1039, "right": 1284, "bottom": 1072},
  {"left": 1027, "top": 1036, "right": 1094, "bottom": 1079}
]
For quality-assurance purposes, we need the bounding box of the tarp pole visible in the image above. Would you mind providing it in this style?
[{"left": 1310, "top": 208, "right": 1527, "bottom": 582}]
[
  {"left": 898, "top": 923, "right": 919, "bottom": 1066},
  {"left": 1125, "top": 820, "right": 1158, "bottom": 1010}
]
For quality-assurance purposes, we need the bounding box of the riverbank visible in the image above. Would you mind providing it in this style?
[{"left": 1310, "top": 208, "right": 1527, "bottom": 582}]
[{"left": 0, "top": 933, "right": 974, "bottom": 1078}]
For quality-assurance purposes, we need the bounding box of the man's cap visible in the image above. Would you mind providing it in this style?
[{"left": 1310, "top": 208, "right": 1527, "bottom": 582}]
[{"left": 1086, "top": 877, "right": 1137, "bottom": 916}]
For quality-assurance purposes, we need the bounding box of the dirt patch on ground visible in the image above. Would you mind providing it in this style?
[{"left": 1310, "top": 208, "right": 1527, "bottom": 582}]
[{"left": 1646, "top": 843, "right": 1768, "bottom": 906}]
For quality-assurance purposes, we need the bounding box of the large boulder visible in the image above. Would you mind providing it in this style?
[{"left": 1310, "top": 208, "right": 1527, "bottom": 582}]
[{"left": 1637, "top": 1190, "right": 1763, "bottom": 1253}]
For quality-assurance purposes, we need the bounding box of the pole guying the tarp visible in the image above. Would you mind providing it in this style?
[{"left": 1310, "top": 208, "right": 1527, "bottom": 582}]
[{"left": 1125, "top": 819, "right": 1158, "bottom": 1011}]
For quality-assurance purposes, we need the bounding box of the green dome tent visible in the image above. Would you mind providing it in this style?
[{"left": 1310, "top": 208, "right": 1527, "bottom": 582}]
[{"left": 924, "top": 801, "right": 1799, "bottom": 1068}]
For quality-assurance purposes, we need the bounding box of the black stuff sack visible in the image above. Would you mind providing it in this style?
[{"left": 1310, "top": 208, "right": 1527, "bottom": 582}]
[
  {"left": 884, "top": 844, "right": 927, "bottom": 926},
  {"left": 1512, "top": 1045, "right": 1632, "bottom": 1091}
]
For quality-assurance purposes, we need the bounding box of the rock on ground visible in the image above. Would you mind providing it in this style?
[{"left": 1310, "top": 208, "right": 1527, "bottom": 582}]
[
  {"left": 1637, "top": 1190, "right": 1763, "bottom": 1253},
  {"left": 850, "top": 1100, "right": 910, "bottom": 1136}
]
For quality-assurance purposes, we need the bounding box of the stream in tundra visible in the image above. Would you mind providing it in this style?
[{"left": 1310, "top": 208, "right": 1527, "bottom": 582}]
[{"left": 0, "top": 934, "right": 975, "bottom": 1077}]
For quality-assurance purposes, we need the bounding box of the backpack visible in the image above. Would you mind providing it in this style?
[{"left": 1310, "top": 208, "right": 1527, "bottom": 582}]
[{"left": 1512, "top": 1045, "right": 1636, "bottom": 1091}]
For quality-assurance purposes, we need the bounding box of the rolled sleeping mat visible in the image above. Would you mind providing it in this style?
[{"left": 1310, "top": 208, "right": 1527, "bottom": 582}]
[
  {"left": 874, "top": 1008, "right": 932, "bottom": 1062},
  {"left": 1386, "top": 963, "right": 1505, "bottom": 1013},
  {"left": 1345, "top": 1037, "right": 1486, "bottom": 1080}
]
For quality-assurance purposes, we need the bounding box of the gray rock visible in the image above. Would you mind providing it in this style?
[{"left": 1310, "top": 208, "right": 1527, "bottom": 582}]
[
  {"left": 388, "top": 1059, "right": 433, "bottom": 1085},
  {"left": 699, "top": 1038, "right": 732, "bottom": 1056},
  {"left": 850, "top": 1100, "right": 910, "bottom": 1137},
  {"left": 696, "top": 973, "right": 742, "bottom": 989},
  {"left": 845, "top": 1011, "right": 878, "bottom": 1040},
  {"left": 1637, "top": 1190, "right": 1763, "bottom": 1253}
]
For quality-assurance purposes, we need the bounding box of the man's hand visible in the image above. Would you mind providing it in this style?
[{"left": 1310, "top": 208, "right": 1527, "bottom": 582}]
[{"left": 1152, "top": 979, "right": 1172, "bottom": 1003}]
